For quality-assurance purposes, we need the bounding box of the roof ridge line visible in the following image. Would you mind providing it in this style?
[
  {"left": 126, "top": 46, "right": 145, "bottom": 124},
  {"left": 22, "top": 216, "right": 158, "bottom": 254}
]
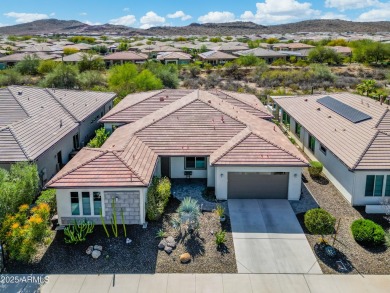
[
  {"left": 102, "top": 89, "right": 166, "bottom": 120},
  {"left": 375, "top": 108, "right": 389, "bottom": 129},
  {"left": 352, "top": 131, "right": 379, "bottom": 170},
  {"left": 112, "top": 150, "right": 148, "bottom": 185},
  {"left": 211, "top": 128, "right": 252, "bottom": 165},
  {"left": 7, "top": 126, "right": 30, "bottom": 161},
  {"left": 44, "top": 88, "right": 79, "bottom": 122},
  {"left": 250, "top": 130, "right": 308, "bottom": 164},
  {"left": 48, "top": 150, "right": 106, "bottom": 185},
  {"left": 217, "top": 90, "right": 270, "bottom": 117}
]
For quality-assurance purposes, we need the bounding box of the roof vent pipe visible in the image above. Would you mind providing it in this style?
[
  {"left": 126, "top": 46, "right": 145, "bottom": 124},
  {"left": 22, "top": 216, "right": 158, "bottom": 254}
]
[
  {"left": 18, "top": 91, "right": 22, "bottom": 95},
  {"left": 380, "top": 96, "right": 384, "bottom": 105},
  {"left": 60, "top": 120, "right": 63, "bottom": 128}
]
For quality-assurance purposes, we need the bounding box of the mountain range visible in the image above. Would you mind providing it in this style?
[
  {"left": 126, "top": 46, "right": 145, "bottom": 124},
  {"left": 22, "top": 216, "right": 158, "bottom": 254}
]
[{"left": 0, "top": 19, "right": 389, "bottom": 36}]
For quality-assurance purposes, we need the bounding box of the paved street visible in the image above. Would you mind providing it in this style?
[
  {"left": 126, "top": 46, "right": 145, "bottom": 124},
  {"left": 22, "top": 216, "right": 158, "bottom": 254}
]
[{"left": 228, "top": 199, "right": 321, "bottom": 274}]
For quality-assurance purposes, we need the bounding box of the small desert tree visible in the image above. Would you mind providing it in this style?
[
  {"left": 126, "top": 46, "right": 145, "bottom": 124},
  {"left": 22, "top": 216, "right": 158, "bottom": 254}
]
[{"left": 87, "top": 127, "right": 110, "bottom": 148}]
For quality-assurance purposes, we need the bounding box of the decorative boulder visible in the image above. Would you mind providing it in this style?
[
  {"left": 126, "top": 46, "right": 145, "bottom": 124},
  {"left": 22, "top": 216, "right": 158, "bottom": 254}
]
[
  {"left": 158, "top": 240, "right": 167, "bottom": 250},
  {"left": 166, "top": 236, "right": 176, "bottom": 248},
  {"left": 94, "top": 245, "right": 103, "bottom": 251},
  {"left": 180, "top": 253, "right": 191, "bottom": 263},
  {"left": 92, "top": 250, "right": 101, "bottom": 259},
  {"left": 164, "top": 246, "right": 173, "bottom": 254},
  {"left": 86, "top": 246, "right": 93, "bottom": 255}
]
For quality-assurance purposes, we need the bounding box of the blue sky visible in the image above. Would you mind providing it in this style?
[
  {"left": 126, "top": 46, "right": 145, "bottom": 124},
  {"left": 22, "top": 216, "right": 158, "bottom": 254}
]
[{"left": 0, "top": 0, "right": 389, "bottom": 28}]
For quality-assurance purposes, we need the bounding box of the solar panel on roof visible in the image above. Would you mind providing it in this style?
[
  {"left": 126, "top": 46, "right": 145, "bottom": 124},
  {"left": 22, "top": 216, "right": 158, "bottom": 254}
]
[{"left": 317, "top": 96, "right": 372, "bottom": 123}]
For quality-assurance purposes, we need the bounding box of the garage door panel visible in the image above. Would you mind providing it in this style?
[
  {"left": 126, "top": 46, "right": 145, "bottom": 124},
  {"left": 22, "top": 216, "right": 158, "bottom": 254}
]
[{"left": 228, "top": 172, "right": 288, "bottom": 199}]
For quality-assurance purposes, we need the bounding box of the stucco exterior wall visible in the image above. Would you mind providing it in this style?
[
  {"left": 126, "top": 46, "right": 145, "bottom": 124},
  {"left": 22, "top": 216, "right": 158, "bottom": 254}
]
[
  {"left": 56, "top": 188, "right": 146, "bottom": 225},
  {"left": 207, "top": 157, "right": 215, "bottom": 187},
  {"left": 36, "top": 128, "right": 78, "bottom": 185},
  {"left": 170, "top": 157, "right": 208, "bottom": 179},
  {"left": 214, "top": 166, "right": 302, "bottom": 200},
  {"left": 353, "top": 171, "right": 390, "bottom": 206}
]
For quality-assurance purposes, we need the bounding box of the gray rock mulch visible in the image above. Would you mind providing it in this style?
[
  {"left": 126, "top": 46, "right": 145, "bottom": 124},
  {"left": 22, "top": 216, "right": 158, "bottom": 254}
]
[{"left": 293, "top": 168, "right": 390, "bottom": 274}]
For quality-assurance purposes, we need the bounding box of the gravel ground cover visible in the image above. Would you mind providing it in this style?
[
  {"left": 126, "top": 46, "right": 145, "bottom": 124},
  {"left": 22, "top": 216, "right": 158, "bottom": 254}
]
[
  {"left": 295, "top": 168, "right": 390, "bottom": 274},
  {"left": 6, "top": 198, "right": 236, "bottom": 274}
]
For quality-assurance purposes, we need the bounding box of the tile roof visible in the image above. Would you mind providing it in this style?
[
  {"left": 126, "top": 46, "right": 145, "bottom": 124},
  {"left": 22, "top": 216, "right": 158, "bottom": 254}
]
[
  {"left": 103, "top": 51, "right": 148, "bottom": 61},
  {"left": 0, "top": 52, "right": 60, "bottom": 62},
  {"left": 198, "top": 51, "right": 237, "bottom": 60},
  {"left": 100, "top": 89, "right": 271, "bottom": 124},
  {"left": 156, "top": 52, "right": 192, "bottom": 60},
  {"left": 234, "top": 47, "right": 287, "bottom": 58},
  {"left": 48, "top": 90, "right": 307, "bottom": 188},
  {"left": 0, "top": 86, "right": 116, "bottom": 163},
  {"left": 273, "top": 93, "right": 390, "bottom": 170}
]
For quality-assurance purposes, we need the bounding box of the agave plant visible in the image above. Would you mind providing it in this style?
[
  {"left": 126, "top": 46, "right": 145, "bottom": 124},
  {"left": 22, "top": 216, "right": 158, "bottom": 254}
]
[{"left": 174, "top": 197, "right": 201, "bottom": 233}]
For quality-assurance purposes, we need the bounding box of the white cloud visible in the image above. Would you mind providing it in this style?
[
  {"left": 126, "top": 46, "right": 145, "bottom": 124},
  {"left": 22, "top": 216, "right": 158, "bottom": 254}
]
[
  {"left": 50, "top": 12, "right": 55, "bottom": 17},
  {"left": 140, "top": 11, "right": 165, "bottom": 29},
  {"left": 167, "top": 11, "right": 192, "bottom": 21},
  {"left": 198, "top": 11, "right": 236, "bottom": 23},
  {"left": 84, "top": 20, "right": 102, "bottom": 25},
  {"left": 240, "top": 0, "right": 320, "bottom": 24},
  {"left": 80, "top": 12, "right": 87, "bottom": 16},
  {"left": 325, "top": 0, "right": 378, "bottom": 11},
  {"left": 320, "top": 12, "right": 349, "bottom": 20},
  {"left": 4, "top": 12, "right": 49, "bottom": 23},
  {"left": 357, "top": 3, "right": 390, "bottom": 21},
  {"left": 109, "top": 15, "right": 137, "bottom": 26}
]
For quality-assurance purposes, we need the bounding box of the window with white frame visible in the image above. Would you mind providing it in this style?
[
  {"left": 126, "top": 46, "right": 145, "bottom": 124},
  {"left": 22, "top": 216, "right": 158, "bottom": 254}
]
[{"left": 70, "top": 191, "right": 103, "bottom": 216}]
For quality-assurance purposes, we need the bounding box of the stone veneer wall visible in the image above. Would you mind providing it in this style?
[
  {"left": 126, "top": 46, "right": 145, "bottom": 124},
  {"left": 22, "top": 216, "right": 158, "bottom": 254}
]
[{"left": 61, "top": 190, "right": 141, "bottom": 225}]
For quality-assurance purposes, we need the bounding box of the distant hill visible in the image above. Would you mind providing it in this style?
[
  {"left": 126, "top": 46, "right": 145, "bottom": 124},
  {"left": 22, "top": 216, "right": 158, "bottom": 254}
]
[{"left": 0, "top": 18, "right": 389, "bottom": 36}]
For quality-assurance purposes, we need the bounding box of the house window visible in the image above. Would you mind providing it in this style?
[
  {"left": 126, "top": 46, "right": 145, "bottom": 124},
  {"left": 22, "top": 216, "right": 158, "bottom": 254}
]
[
  {"left": 185, "top": 157, "right": 206, "bottom": 169},
  {"left": 282, "top": 111, "right": 290, "bottom": 125},
  {"left": 308, "top": 134, "right": 315, "bottom": 152},
  {"left": 82, "top": 192, "right": 91, "bottom": 215},
  {"left": 71, "top": 192, "right": 80, "bottom": 215},
  {"left": 295, "top": 123, "right": 301, "bottom": 137},
  {"left": 365, "top": 175, "right": 384, "bottom": 197},
  {"left": 93, "top": 192, "right": 102, "bottom": 215},
  {"left": 320, "top": 144, "right": 327, "bottom": 155},
  {"left": 71, "top": 191, "right": 103, "bottom": 216},
  {"left": 385, "top": 176, "right": 390, "bottom": 196}
]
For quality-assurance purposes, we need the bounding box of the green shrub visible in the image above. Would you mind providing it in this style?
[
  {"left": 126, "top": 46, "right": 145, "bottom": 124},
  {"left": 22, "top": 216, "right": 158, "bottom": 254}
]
[
  {"left": 351, "top": 219, "right": 385, "bottom": 246},
  {"left": 64, "top": 220, "right": 94, "bottom": 244},
  {"left": 87, "top": 127, "right": 110, "bottom": 148},
  {"left": 304, "top": 208, "right": 336, "bottom": 236},
  {"left": 36, "top": 189, "right": 57, "bottom": 215},
  {"left": 215, "top": 230, "right": 227, "bottom": 246},
  {"left": 146, "top": 177, "right": 171, "bottom": 221},
  {"left": 308, "top": 161, "right": 323, "bottom": 177}
]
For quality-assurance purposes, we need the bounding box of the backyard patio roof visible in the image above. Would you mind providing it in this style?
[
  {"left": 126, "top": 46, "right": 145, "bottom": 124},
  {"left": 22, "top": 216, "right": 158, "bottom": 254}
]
[{"left": 48, "top": 90, "right": 307, "bottom": 188}]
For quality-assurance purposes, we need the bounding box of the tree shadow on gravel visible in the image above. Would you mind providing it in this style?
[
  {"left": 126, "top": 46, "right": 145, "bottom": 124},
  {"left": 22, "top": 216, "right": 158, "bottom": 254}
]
[
  {"left": 314, "top": 243, "right": 354, "bottom": 273},
  {"left": 310, "top": 175, "right": 330, "bottom": 185},
  {"left": 183, "top": 234, "right": 205, "bottom": 258}
]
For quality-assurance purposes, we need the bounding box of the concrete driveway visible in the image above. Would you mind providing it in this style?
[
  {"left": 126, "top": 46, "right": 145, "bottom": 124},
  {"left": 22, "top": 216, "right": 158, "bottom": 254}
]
[{"left": 229, "top": 199, "right": 322, "bottom": 274}]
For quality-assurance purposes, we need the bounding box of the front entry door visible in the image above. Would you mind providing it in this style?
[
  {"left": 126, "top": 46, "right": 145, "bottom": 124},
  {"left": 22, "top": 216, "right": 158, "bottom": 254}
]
[{"left": 161, "top": 157, "right": 170, "bottom": 178}]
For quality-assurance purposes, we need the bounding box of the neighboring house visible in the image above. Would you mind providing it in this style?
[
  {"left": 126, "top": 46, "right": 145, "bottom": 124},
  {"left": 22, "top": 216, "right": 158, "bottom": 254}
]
[
  {"left": 62, "top": 43, "right": 92, "bottom": 51},
  {"left": 198, "top": 51, "right": 237, "bottom": 65},
  {"left": 0, "top": 52, "right": 61, "bottom": 67},
  {"left": 54, "top": 52, "right": 100, "bottom": 64},
  {"left": 234, "top": 47, "right": 287, "bottom": 64},
  {"left": 272, "top": 93, "right": 390, "bottom": 213},
  {"left": 47, "top": 89, "right": 307, "bottom": 226},
  {"left": 272, "top": 43, "right": 315, "bottom": 51},
  {"left": 103, "top": 51, "right": 148, "bottom": 67},
  {"left": 211, "top": 42, "right": 249, "bottom": 53},
  {"left": 156, "top": 52, "right": 192, "bottom": 65},
  {"left": 18, "top": 45, "right": 63, "bottom": 55},
  {"left": 0, "top": 86, "right": 116, "bottom": 186},
  {"left": 326, "top": 46, "right": 352, "bottom": 56}
]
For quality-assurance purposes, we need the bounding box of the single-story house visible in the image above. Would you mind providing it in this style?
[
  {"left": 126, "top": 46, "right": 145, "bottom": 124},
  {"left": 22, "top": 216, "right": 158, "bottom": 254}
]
[
  {"left": 272, "top": 43, "right": 315, "bottom": 51},
  {"left": 103, "top": 51, "right": 148, "bottom": 67},
  {"left": 234, "top": 48, "right": 287, "bottom": 64},
  {"left": 156, "top": 52, "right": 192, "bottom": 65},
  {"left": 0, "top": 52, "right": 61, "bottom": 67},
  {"left": 211, "top": 43, "right": 249, "bottom": 53},
  {"left": 326, "top": 46, "right": 352, "bottom": 56},
  {"left": 54, "top": 52, "right": 100, "bottom": 64},
  {"left": 47, "top": 89, "right": 308, "bottom": 225},
  {"left": 198, "top": 51, "right": 237, "bottom": 65},
  {"left": 0, "top": 86, "right": 116, "bottom": 186},
  {"left": 272, "top": 93, "right": 390, "bottom": 213}
]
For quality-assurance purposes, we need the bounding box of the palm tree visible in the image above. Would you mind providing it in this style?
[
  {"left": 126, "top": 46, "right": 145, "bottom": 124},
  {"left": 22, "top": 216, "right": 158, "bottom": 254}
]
[{"left": 357, "top": 79, "right": 377, "bottom": 97}]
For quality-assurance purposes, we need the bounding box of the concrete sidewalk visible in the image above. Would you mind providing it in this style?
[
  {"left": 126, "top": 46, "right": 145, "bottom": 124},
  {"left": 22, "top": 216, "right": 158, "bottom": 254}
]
[{"left": 2, "top": 273, "right": 388, "bottom": 293}]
